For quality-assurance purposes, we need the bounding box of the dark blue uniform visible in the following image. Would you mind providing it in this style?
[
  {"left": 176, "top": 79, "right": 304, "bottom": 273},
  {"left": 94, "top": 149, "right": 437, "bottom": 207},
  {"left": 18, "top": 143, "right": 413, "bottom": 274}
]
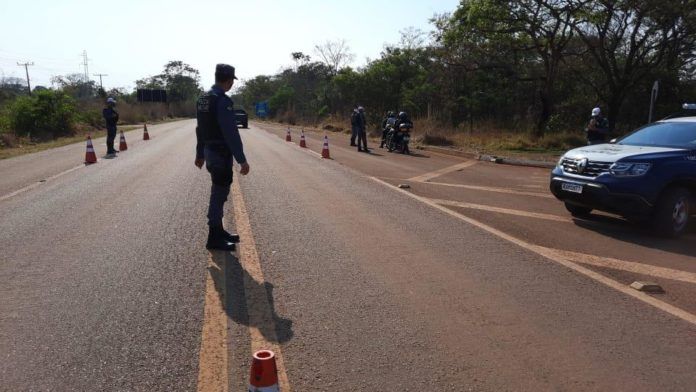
[
  {"left": 102, "top": 106, "right": 119, "bottom": 154},
  {"left": 196, "top": 85, "right": 247, "bottom": 228}
]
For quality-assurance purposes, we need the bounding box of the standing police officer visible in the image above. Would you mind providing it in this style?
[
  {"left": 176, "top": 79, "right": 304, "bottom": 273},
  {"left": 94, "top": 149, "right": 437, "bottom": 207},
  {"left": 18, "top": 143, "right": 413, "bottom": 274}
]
[
  {"left": 195, "top": 64, "right": 250, "bottom": 251},
  {"left": 102, "top": 97, "right": 119, "bottom": 157}
]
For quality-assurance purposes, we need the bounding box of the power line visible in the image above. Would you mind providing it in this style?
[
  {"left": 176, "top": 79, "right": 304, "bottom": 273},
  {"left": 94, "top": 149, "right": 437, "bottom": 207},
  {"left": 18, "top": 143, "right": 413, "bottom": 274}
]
[
  {"left": 17, "top": 61, "right": 34, "bottom": 94},
  {"left": 94, "top": 73, "right": 108, "bottom": 90},
  {"left": 81, "top": 50, "right": 90, "bottom": 83}
]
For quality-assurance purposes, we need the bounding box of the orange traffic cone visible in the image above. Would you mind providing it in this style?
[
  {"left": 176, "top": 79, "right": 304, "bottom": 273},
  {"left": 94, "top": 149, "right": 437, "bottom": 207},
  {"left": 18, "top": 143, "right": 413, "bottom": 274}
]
[
  {"left": 321, "top": 135, "right": 331, "bottom": 159},
  {"left": 84, "top": 135, "right": 97, "bottom": 164},
  {"left": 143, "top": 123, "right": 150, "bottom": 140},
  {"left": 119, "top": 130, "right": 128, "bottom": 151},
  {"left": 285, "top": 127, "right": 291, "bottom": 142},
  {"left": 299, "top": 129, "right": 307, "bottom": 148},
  {"left": 249, "top": 350, "right": 279, "bottom": 392}
]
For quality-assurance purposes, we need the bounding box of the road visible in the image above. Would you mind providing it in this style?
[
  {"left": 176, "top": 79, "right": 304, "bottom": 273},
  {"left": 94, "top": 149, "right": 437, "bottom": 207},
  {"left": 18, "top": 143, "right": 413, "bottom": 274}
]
[{"left": 1, "top": 119, "right": 695, "bottom": 391}]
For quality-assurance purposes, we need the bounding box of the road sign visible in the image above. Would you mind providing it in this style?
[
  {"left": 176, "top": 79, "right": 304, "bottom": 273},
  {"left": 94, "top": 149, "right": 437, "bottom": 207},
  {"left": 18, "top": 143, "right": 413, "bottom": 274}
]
[{"left": 255, "top": 101, "right": 269, "bottom": 118}]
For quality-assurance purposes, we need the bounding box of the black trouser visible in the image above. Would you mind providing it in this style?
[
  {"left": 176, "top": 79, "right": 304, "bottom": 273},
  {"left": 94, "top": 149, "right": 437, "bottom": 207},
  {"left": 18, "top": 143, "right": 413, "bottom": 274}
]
[
  {"left": 357, "top": 129, "right": 368, "bottom": 151},
  {"left": 204, "top": 145, "right": 233, "bottom": 228},
  {"left": 106, "top": 126, "right": 117, "bottom": 153}
]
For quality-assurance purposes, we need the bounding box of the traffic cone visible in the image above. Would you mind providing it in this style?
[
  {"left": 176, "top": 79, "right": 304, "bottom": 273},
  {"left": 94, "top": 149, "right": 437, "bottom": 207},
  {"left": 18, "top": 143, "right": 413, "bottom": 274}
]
[
  {"left": 321, "top": 135, "right": 331, "bottom": 159},
  {"left": 84, "top": 135, "right": 97, "bottom": 164},
  {"left": 119, "top": 130, "right": 128, "bottom": 151},
  {"left": 299, "top": 129, "right": 307, "bottom": 148},
  {"left": 285, "top": 127, "right": 291, "bottom": 142},
  {"left": 248, "top": 350, "right": 279, "bottom": 392},
  {"left": 143, "top": 123, "right": 150, "bottom": 140}
]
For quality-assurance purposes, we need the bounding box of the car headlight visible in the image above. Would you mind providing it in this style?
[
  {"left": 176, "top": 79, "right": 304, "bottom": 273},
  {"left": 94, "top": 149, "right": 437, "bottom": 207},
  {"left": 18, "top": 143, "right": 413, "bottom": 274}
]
[
  {"left": 609, "top": 162, "right": 651, "bottom": 177},
  {"left": 557, "top": 156, "right": 565, "bottom": 169}
]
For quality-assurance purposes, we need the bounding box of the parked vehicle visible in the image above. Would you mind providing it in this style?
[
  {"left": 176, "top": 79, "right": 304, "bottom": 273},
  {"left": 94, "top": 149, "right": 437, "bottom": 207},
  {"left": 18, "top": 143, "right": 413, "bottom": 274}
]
[
  {"left": 550, "top": 105, "right": 696, "bottom": 237},
  {"left": 234, "top": 109, "right": 248, "bottom": 128}
]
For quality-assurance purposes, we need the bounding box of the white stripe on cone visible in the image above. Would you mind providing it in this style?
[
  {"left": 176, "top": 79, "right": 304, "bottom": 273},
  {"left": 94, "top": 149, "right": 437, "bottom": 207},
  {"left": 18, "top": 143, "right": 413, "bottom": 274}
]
[{"left": 248, "top": 384, "right": 279, "bottom": 392}]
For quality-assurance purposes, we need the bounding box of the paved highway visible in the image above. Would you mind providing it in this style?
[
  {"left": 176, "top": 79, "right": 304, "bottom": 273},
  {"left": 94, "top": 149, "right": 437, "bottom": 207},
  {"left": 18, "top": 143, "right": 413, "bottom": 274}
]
[{"left": 1, "top": 119, "right": 695, "bottom": 391}]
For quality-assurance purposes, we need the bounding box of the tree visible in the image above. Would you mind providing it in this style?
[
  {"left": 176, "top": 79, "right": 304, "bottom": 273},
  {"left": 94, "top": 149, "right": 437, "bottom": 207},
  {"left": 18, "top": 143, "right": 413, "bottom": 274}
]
[
  {"left": 570, "top": 0, "right": 696, "bottom": 129},
  {"left": 314, "top": 39, "right": 355, "bottom": 74},
  {"left": 135, "top": 61, "right": 202, "bottom": 102},
  {"left": 399, "top": 27, "right": 428, "bottom": 50},
  {"left": 51, "top": 73, "right": 98, "bottom": 100}
]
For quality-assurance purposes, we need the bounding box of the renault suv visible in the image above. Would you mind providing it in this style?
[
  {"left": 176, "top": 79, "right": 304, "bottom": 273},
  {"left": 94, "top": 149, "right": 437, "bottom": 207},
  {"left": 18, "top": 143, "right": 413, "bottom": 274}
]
[{"left": 550, "top": 111, "right": 696, "bottom": 237}]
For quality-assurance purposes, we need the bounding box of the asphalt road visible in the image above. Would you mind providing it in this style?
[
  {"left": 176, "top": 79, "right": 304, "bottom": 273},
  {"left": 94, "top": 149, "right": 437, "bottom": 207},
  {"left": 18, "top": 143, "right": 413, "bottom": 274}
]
[{"left": 1, "top": 119, "right": 695, "bottom": 391}]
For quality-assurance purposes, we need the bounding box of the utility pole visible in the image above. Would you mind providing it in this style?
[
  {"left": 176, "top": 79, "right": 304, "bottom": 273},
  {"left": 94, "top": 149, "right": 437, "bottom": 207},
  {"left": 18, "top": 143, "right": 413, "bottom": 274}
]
[
  {"left": 17, "top": 61, "right": 34, "bottom": 95},
  {"left": 93, "top": 73, "right": 108, "bottom": 90},
  {"left": 81, "top": 50, "right": 90, "bottom": 82}
]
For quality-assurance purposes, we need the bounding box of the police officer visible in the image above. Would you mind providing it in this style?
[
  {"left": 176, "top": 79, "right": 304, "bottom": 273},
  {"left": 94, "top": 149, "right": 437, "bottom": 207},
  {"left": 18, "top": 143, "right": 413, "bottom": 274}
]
[
  {"left": 585, "top": 107, "right": 609, "bottom": 145},
  {"left": 102, "top": 97, "right": 119, "bottom": 157},
  {"left": 380, "top": 111, "right": 396, "bottom": 148},
  {"left": 356, "top": 106, "right": 369, "bottom": 152},
  {"left": 195, "top": 64, "right": 250, "bottom": 251}
]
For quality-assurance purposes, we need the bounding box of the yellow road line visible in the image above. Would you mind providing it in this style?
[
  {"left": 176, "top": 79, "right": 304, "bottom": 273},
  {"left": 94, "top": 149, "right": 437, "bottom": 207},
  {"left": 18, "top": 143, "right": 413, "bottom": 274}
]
[
  {"left": 233, "top": 181, "right": 292, "bottom": 391},
  {"left": 431, "top": 198, "right": 571, "bottom": 223},
  {"left": 370, "top": 176, "right": 696, "bottom": 327},
  {"left": 407, "top": 160, "right": 478, "bottom": 182},
  {"left": 197, "top": 255, "right": 228, "bottom": 391},
  {"left": 424, "top": 181, "right": 554, "bottom": 199}
]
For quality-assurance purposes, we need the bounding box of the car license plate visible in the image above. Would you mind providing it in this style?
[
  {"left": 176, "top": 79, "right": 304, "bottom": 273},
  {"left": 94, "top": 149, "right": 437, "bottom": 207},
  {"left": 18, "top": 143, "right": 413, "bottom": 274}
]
[{"left": 561, "top": 183, "right": 583, "bottom": 194}]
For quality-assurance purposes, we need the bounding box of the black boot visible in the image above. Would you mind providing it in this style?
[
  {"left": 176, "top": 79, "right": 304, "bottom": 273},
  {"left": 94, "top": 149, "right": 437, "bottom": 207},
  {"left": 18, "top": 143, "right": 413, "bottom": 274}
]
[
  {"left": 222, "top": 228, "right": 240, "bottom": 243},
  {"left": 206, "top": 226, "right": 236, "bottom": 251}
]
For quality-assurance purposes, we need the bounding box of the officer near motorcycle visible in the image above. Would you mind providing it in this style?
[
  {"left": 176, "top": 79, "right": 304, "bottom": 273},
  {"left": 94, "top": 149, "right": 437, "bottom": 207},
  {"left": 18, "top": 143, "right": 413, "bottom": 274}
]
[
  {"left": 380, "top": 111, "right": 397, "bottom": 148},
  {"left": 195, "top": 63, "right": 250, "bottom": 251}
]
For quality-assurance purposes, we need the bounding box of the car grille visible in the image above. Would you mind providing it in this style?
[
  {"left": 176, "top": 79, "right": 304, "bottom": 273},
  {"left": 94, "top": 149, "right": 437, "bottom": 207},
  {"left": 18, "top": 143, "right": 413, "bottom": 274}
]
[{"left": 561, "top": 158, "right": 611, "bottom": 177}]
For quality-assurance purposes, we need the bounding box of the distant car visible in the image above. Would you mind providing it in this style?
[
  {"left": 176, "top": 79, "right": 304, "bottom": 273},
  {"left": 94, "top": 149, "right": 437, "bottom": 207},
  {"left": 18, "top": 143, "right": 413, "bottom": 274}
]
[
  {"left": 234, "top": 109, "right": 248, "bottom": 129},
  {"left": 550, "top": 105, "right": 696, "bottom": 237}
]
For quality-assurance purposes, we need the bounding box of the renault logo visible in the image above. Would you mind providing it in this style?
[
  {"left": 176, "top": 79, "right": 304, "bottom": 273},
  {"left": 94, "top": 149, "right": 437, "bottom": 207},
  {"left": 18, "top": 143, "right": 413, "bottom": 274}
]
[{"left": 577, "top": 158, "right": 589, "bottom": 173}]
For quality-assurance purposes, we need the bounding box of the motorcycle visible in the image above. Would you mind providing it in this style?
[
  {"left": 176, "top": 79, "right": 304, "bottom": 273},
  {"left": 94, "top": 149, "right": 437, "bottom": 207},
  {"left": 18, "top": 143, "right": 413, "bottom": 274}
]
[{"left": 386, "top": 122, "right": 412, "bottom": 154}]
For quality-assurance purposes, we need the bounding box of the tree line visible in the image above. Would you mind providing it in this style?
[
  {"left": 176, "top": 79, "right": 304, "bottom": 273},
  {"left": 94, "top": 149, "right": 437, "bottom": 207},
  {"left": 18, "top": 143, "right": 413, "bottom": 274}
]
[
  {"left": 235, "top": 0, "right": 696, "bottom": 137},
  {"left": 0, "top": 61, "right": 202, "bottom": 143}
]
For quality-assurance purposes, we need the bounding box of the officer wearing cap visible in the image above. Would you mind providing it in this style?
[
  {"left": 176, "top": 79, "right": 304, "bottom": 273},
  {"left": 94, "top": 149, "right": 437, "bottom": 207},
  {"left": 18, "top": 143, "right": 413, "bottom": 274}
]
[
  {"left": 103, "top": 97, "right": 119, "bottom": 157},
  {"left": 195, "top": 64, "right": 250, "bottom": 251}
]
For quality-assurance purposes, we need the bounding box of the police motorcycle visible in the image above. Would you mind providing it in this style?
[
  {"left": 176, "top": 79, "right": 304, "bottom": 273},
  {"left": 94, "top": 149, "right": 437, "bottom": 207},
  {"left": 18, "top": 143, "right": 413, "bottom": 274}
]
[{"left": 386, "top": 113, "right": 412, "bottom": 154}]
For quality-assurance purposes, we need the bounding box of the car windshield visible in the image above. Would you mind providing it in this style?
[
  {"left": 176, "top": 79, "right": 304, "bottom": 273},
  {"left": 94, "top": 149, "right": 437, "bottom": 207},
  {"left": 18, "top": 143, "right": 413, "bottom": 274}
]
[{"left": 618, "top": 121, "right": 696, "bottom": 148}]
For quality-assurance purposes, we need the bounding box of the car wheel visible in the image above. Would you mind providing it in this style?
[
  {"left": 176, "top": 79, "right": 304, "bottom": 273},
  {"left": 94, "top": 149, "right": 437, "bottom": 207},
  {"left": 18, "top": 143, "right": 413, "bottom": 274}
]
[
  {"left": 653, "top": 187, "right": 691, "bottom": 238},
  {"left": 564, "top": 202, "right": 592, "bottom": 217}
]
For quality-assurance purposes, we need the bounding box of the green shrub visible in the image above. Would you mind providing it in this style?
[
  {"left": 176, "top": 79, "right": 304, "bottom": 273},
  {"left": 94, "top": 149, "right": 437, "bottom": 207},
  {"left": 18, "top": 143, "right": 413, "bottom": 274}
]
[
  {"left": 7, "top": 90, "right": 77, "bottom": 138},
  {"left": 79, "top": 109, "right": 103, "bottom": 128}
]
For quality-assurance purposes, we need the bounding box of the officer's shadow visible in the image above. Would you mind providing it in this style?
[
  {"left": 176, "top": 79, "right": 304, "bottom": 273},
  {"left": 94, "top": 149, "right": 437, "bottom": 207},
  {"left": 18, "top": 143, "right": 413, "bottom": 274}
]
[{"left": 208, "top": 251, "right": 294, "bottom": 344}]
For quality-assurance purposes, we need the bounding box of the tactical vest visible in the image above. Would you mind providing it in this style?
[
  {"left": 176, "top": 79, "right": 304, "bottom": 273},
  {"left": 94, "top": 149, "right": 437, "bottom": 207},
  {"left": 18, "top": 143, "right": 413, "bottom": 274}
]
[{"left": 197, "top": 90, "right": 224, "bottom": 143}]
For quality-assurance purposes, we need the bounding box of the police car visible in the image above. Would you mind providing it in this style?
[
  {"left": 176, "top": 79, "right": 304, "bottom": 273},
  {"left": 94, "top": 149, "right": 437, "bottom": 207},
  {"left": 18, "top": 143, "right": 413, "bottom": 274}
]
[{"left": 550, "top": 104, "right": 696, "bottom": 237}]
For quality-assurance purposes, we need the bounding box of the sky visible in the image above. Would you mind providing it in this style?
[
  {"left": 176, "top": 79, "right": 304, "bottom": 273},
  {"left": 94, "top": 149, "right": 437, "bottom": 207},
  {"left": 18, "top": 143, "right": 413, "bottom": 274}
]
[{"left": 0, "top": 0, "right": 460, "bottom": 92}]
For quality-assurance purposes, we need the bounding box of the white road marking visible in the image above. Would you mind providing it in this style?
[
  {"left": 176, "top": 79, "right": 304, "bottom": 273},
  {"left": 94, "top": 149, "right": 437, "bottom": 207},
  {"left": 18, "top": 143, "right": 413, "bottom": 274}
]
[
  {"left": 555, "top": 249, "right": 696, "bottom": 285},
  {"left": 407, "top": 160, "right": 478, "bottom": 182},
  {"left": 0, "top": 164, "right": 84, "bottom": 202},
  {"left": 431, "top": 198, "right": 570, "bottom": 223},
  {"left": 370, "top": 177, "right": 696, "bottom": 326},
  {"left": 232, "top": 181, "right": 292, "bottom": 391},
  {"left": 423, "top": 181, "right": 554, "bottom": 198}
]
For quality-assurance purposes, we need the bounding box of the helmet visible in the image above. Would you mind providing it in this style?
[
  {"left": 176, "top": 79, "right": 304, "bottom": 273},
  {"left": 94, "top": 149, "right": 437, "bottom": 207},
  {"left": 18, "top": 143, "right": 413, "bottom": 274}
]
[
  {"left": 388, "top": 111, "right": 395, "bottom": 117},
  {"left": 358, "top": 106, "right": 364, "bottom": 112},
  {"left": 106, "top": 97, "right": 116, "bottom": 105},
  {"left": 591, "top": 107, "right": 601, "bottom": 116},
  {"left": 398, "top": 111, "right": 408, "bottom": 120}
]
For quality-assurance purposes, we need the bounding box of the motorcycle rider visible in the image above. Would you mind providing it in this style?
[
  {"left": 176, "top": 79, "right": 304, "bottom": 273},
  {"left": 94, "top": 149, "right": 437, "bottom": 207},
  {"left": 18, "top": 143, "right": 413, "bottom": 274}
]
[
  {"left": 391, "top": 111, "right": 413, "bottom": 148},
  {"left": 380, "top": 111, "right": 397, "bottom": 148}
]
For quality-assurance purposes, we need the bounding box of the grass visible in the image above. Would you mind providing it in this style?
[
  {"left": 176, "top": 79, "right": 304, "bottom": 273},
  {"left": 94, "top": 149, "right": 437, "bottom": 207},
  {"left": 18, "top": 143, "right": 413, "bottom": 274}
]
[
  {"left": 269, "top": 115, "right": 584, "bottom": 162},
  {"left": 0, "top": 124, "right": 137, "bottom": 160}
]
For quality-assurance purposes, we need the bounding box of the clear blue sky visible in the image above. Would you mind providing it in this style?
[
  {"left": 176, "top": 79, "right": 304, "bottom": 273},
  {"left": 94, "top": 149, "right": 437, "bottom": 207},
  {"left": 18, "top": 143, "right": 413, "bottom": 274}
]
[{"left": 0, "top": 0, "right": 459, "bottom": 92}]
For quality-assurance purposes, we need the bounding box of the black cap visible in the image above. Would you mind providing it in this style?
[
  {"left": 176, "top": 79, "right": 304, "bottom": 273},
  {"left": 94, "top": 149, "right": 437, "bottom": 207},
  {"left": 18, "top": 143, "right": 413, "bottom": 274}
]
[{"left": 215, "top": 63, "right": 237, "bottom": 80}]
